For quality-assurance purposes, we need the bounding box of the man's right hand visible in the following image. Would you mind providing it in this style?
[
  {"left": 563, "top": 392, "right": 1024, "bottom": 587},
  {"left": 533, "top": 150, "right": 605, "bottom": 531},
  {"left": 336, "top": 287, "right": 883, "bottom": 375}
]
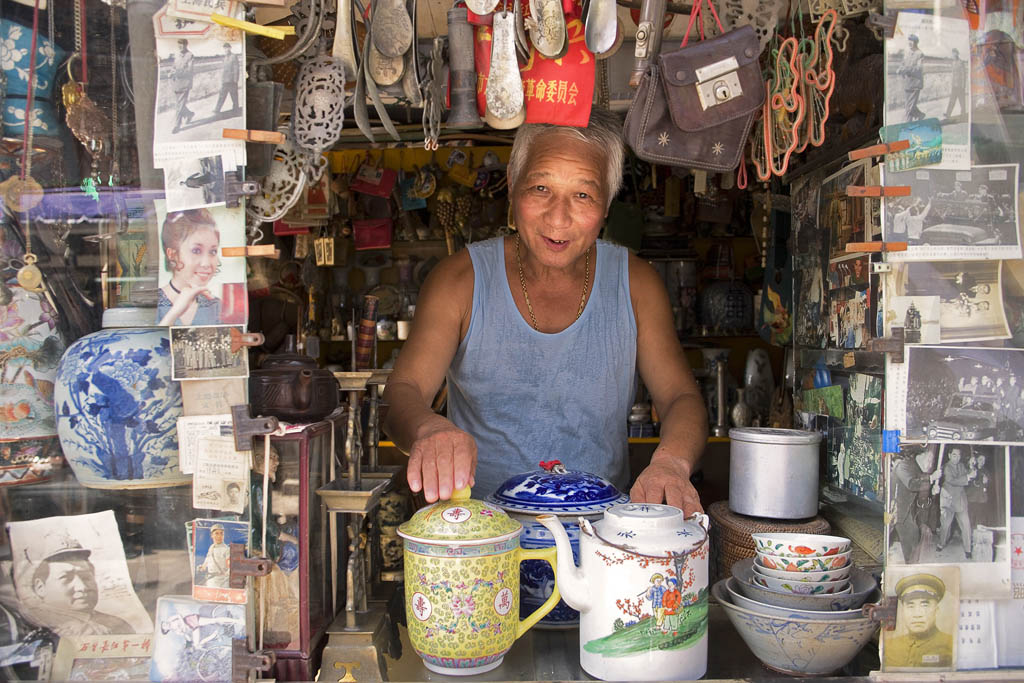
[{"left": 407, "top": 419, "right": 477, "bottom": 503}]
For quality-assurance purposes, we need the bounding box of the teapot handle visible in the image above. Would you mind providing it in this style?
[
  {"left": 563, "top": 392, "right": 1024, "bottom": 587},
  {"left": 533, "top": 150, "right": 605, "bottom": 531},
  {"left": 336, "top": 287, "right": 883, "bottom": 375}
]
[{"left": 514, "top": 546, "right": 561, "bottom": 639}]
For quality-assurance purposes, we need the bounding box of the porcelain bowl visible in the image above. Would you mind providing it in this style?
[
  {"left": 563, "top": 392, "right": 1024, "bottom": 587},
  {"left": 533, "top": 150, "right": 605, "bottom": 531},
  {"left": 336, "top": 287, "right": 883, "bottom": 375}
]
[
  {"left": 757, "top": 549, "right": 851, "bottom": 572},
  {"left": 752, "top": 560, "right": 852, "bottom": 583},
  {"left": 714, "top": 579, "right": 879, "bottom": 676},
  {"left": 732, "top": 558, "right": 877, "bottom": 611},
  {"left": 752, "top": 572, "right": 849, "bottom": 594},
  {"left": 751, "top": 532, "right": 851, "bottom": 558},
  {"left": 725, "top": 577, "right": 873, "bottom": 621}
]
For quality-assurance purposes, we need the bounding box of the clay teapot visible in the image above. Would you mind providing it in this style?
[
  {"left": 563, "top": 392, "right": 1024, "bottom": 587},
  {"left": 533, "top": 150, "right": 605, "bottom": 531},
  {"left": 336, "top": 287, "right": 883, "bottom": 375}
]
[
  {"left": 538, "top": 504, "right": 710, "bottom": 680},
  {"left": 249, "top": 335, "right": 339, "bottom": 423}
]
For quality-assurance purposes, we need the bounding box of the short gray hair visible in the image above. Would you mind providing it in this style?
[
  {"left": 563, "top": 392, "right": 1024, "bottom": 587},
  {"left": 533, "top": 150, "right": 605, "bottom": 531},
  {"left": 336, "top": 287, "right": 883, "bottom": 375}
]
[{"left": 506, "top": 108, "right": 625, "bottom": 208}]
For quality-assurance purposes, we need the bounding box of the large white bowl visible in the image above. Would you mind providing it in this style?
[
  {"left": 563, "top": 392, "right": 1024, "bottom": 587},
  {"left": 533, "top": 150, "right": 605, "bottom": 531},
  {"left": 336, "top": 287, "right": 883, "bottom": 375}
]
[
  {"left": 732, "top": 558, "right": 877, "bottom": 611},
  {"left": 714, "top": 579, "right": 879, "bottom": 676},
  {"left": 757, "top": 549, "right": 852, "bottom": 572},
  {"left": 752, "top": 572, "right": 849, "bottom": 594},
  {"left": 753, "top": 560, "right": 852, "bottom": 583},
  {"left": 751, "top": 533, "right": 852, "bottom": 557},
  {"left": 725, "top": 578, "right": 869, "bottom": 621}
]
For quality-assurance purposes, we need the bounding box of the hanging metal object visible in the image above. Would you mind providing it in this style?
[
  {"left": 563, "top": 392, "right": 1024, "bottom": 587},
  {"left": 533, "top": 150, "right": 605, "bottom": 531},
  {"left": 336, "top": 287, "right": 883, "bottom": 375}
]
[
  {"left": 485, "top": 9, "right": 525, "bottom": 129},
  {"left": 292, "top": 55, "right": 347, "bottom": 154},
  {"left": 446, "top": 7, "right": 483, "bottom": 129},
  {"left": 372, "top": 0, "right": 414, "bottom": 58},
  {"left": 527, "top": 0, "right": 567, "bottom": 58}
]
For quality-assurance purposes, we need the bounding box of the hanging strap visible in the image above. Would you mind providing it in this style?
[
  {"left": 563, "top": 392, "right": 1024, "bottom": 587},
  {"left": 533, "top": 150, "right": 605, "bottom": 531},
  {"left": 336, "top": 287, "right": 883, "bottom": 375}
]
[{"left": 680, "top": 0, "right": 724, "bottom": 47}]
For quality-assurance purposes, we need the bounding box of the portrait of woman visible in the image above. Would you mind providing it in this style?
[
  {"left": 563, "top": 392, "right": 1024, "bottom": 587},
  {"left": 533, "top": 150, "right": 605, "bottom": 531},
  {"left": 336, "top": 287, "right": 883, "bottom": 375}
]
[
  {"left": 155, "top": 203, "right": 247, "bottom": 326},
  {"left": 158, "top": 208, "right": 222, "bottom": 326}
]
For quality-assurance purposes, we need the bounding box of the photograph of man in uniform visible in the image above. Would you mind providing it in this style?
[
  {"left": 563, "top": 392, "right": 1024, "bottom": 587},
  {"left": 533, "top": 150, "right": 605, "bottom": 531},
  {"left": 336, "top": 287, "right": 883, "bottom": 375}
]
[
  {"left": 890, "top": 447, "right": 936, "bottom": 564},
  {"left": 898, "top": 34, "right": 925, "bottom": 122},
  {"left": 172, "top": 39, "right": 195, "bottom": 134},
  {"left": 213, "top": 42, "right": 240, "bottom": 115},
  {"left": 26, "top": 532, "right": 135, "bottom": 636},
  {"left": 937, "top": 446, "right": 976, "bottom": 559},
  {"left": 198, "top": 523, "right": 230, "bottom": 589},
  {"left": 944, "top": 48, "right": 967, "bottom": 119},
  {"left": 884, "top": 572, "right": 956, "bottom": 670}
]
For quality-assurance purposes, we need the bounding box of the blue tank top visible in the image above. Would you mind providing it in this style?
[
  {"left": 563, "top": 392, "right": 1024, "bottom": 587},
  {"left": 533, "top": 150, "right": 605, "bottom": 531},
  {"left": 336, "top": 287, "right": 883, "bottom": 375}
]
[{"left": 447, "top": 237, "right": 637, "bottom": 497}]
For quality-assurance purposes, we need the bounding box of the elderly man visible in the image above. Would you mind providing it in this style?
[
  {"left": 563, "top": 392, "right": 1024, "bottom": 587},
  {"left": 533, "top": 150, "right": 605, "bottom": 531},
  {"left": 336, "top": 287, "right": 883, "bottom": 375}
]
[
  {"left": 27, "top": 532, "right": 134, "bottom": 636},
  {"left": 884, "top": 573, "right": 953, "bottom": 669},
  {"left": 898, "top": 34, "right": 926, "bottom": 122}
]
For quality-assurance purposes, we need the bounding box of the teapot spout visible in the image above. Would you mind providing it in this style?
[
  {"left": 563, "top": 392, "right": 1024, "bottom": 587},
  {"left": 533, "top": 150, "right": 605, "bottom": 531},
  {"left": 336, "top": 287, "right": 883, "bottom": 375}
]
[{"left": 536, "top": 515, "right": 589, "bottom": 613}]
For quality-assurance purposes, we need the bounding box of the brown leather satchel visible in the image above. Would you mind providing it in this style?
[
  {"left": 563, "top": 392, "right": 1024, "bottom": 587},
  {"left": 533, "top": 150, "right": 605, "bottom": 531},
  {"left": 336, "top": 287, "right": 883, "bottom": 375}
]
[{"left": 624, "top": 2, "right": 764, "bottom": 173}]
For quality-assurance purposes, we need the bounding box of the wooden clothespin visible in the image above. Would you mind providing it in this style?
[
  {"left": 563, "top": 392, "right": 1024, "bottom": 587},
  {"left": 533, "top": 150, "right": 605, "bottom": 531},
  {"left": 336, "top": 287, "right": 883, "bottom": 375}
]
[
  {"left": 846, "top": 186, "right": 912, "bottom": 197},
  {"left": 223, "top": 129, "right": 286, "bottom": 145},
  {"left": 210, "top": 14, "right": 287, "bottom": 39},
  {"left": 229, "top": 328, "right": 265, "bottom": 354},
  {"left": 222, "top": 245, "right": 282, "bottom": 259},
  {"left": 847, "top": 140, "right": 911, "bottom": 161},
  {"left": 845, "top": 241, "right": 908, "bottom": 253}
]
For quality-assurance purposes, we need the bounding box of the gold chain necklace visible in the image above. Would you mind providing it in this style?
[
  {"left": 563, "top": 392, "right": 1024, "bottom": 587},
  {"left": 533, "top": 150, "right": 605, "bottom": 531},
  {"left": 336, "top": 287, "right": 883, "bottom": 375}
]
[{"left": 515, "top": 233, "right": 591, "bottom": 331}]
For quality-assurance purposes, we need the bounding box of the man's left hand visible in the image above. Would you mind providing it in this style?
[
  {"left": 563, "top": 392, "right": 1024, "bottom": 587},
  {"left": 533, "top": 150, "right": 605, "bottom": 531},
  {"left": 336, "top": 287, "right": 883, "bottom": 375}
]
[{"left": 630, "top": 448, "right": 703, "bottom": 516}]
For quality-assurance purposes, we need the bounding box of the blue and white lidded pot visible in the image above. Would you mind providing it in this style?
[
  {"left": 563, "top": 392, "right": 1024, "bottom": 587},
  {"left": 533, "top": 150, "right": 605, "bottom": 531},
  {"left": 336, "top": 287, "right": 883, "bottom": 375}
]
[{"left": 487, "top": 461, "right": 629, "bottom": 628}]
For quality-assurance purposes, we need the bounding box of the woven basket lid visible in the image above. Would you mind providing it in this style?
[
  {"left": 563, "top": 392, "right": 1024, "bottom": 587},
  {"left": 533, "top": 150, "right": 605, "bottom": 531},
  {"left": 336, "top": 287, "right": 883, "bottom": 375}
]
[{"left": 708, "top": 500, "right": 830, "bottom": 549}]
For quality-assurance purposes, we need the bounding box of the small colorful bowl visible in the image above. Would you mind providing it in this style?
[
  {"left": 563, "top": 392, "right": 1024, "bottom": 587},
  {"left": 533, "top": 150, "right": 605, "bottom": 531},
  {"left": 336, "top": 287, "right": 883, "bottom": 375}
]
[
  {"left": 751, "top": 532, "right": 851, "bottom": 558},
  {"left": 725, "top": 578, "right": 867, "bottom": 621},
  {"left": 752, "top": 560, "right": 851, "bottom": 584},
  {"left": 752, "top": 573, "right": 850, "bottom": 595},
  {"left": 732, "top": 558, "right": 876, "bottom": 612},
  {"left": 756, "top": 549, "right": 851, "bottom": 572}
]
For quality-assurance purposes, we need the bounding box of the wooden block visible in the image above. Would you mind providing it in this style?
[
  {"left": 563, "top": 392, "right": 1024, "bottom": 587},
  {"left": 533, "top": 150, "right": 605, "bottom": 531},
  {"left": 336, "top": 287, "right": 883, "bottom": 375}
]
[
  {"left": 210, "top": 13, "right": 287, "bottom": 39},
  {"left": 845, "top": 241, "right": 908, "bottom": 253},
  {"left": 846, "top": 185, "right": 912, "bottom": 197},
  {"left": 222, "top": 245, "right": 282, "bottom": 259},
  {"left": 847, "top": 140, "right": 911, "bottom": 161},
  {"left": 222, "top": 128, "right": 285, "bottom": 144}
]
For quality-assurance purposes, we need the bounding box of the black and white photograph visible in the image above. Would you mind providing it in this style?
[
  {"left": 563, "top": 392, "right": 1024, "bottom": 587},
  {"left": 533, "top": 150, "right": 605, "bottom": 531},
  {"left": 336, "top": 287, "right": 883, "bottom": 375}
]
[
  {"left": 885, "top": 261, "right": 1010, "bottom": 343},
  {"left": 163, "top": 154, "right": 228, "bottom": 212},
  {"left": 4, "top": 510, "right": 153, "bottom": 637},
  {"left": 154, "top": 35, "right": 245, "bottom": 144},
  {"left": 882, "top": 164, "right": 1021, "bottom": 261},
  {"left": 170, "top": 325, "right": 249, "bottom": 381},
  {"left": 900, "top": 346, "right": 1024, "bottom": 444},
  {"left": 886, "top": 444, "right": 1012, "bottom": 597},
  {"left": 884, "top": 12, "right": 970, "bottom": 169},
  {"left": 882, "top": 565, "right": 960, "bottom": 671},
  {"left": 884, "top": 295, "right": 941, "bottom": 344}
]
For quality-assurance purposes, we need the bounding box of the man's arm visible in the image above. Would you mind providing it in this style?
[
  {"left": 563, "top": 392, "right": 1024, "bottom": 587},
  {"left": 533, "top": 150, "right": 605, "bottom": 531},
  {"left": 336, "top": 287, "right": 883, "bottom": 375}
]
[
  {"left": 382, "top": 251, "right": 475, "bottom": 502},
  {"left": 628, "top": 255, "right": 708, "bottom": 514}
]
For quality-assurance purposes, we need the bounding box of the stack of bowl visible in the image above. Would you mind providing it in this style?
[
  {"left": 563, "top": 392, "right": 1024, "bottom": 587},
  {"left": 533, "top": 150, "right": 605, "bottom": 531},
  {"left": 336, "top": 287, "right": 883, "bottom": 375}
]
[{"left": 714, "top": 532, "right": 882, "bottom": 676}]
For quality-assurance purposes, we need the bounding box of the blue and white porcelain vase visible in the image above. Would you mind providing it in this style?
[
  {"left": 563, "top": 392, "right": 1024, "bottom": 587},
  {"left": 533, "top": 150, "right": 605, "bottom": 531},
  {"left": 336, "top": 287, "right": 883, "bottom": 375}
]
[
  {"left": 54, "top": 325, "right": 188, "bottom": 488},
  {"left": 0, "top": 18, "right": 64, "bottom": 137},
  {"left": 487, "top": 461, "right": 629, "bottom": 628},
  {"left": 0, "top": 283, "right": 65, "bottom": 487}
]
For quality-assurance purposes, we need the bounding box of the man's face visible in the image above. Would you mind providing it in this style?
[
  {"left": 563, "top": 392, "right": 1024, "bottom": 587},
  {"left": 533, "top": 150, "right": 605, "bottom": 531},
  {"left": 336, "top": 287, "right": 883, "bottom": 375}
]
[
  {"left": 950, "top": 449, "right": 962, "bottom": 464},
  {"left": 212, "top": 529, "right": 225, "bottom": 544},
  {"left": 903, "top": 596, "right": 939, "bottom": 635},
  {"left": 33, "top": 559, "right": 99, "bottom": 613}
]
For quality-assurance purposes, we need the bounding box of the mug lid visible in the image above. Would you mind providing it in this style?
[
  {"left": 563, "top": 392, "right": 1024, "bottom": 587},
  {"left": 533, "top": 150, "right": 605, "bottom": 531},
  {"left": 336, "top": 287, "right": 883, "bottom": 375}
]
[
  {"left": 398, "top": 487, "right": 521, "bottom": 544},
  {"left": 486, "top": 461, "right": 629, "bottom": 516}
]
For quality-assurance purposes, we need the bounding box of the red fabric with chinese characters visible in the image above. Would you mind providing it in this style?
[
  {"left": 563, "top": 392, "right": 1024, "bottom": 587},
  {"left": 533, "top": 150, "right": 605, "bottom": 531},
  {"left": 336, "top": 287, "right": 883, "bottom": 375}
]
[{"left": 473, "top": 17, "right": 595, "bottom": 126}]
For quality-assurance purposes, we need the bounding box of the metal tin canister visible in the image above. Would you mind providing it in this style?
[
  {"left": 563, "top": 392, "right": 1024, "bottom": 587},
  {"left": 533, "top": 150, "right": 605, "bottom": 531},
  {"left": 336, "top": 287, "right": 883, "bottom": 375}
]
[{"left": 728, "top": 428, "right": 822, "bottom": 519}]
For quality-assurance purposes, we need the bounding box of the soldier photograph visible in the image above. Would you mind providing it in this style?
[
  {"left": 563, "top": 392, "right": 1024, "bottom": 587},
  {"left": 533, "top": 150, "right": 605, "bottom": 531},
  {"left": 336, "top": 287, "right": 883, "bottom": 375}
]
[{"left": 884, "top": 569, "right": 959, "bottom": 671}]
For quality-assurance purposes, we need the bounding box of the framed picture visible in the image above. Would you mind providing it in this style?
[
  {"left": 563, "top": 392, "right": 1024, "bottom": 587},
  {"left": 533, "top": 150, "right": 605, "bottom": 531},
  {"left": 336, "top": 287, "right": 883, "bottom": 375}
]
[{"left": 883, "top": 565, "right": 960, "bottom": 671}]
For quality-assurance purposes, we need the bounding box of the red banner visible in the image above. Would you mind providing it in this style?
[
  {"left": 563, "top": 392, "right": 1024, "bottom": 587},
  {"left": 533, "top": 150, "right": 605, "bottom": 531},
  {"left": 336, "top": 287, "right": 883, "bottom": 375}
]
[{"left": 474, "top": 18, "right": 595, "bottom": 127}]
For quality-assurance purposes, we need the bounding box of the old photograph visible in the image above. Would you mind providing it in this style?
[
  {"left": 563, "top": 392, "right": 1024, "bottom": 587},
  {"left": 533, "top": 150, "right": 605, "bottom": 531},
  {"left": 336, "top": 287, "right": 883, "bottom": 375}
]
[
  {"left": 883, "top": 565, "right": 960, "bottom": 671},
  {"left": 884, "top": 295, "right": 941, "bottom": 344},
  {"left": 902, "top": 346, "right": 1024, "bottom": 444},
  {"left": 882, "top": 164, "right": 1021, "bottom": 261},
  {"left": 163, "top": 154, "right": 227, "bottom": 212},
  {"left": 155, "top": 200, "right": 248, "bottom": 327},
  {"left": 885, "top": 261, "right": 1010, "bottom": 342},
  {"left": 150, "top": 596, "right": 244, "bottom": 683},
  {"left": 192, "top": 519, "right": 248, "bottom": 604},
  {"left": 792, "top": 169, "right": 831, "bottom": 348},
  {"left": 886, "top": 444, "right": 1011, "bottom": 596},
  {"left": 819, "top": 161, "right": 870, "bottom": 262},
  {"left": 4, "top": 510, "right": 153, "bottom": 637},
  {"left": 828, "top": 286, "right": 871, "bottom": 349},
  {"left": 170, "top": 325, "right": 249, "bottom": 381},
  {"left": 884, "top": 12, "right": 970, "bottom": 169},
  {"left": 154, "top": 35, "right": 244, "bottom": 144}
]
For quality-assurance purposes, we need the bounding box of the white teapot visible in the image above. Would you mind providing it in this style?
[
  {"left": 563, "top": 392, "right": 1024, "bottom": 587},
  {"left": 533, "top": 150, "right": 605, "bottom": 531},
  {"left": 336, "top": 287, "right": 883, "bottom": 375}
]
[{"left": 538, "top": 503, "right": 710, "bottom": 681}]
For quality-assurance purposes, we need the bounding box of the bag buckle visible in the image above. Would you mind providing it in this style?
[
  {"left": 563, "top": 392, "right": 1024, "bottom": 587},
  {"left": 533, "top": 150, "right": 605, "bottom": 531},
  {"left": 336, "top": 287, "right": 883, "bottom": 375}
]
[{"left": 695, "top": 56, "right": 742, "bottom": 110}]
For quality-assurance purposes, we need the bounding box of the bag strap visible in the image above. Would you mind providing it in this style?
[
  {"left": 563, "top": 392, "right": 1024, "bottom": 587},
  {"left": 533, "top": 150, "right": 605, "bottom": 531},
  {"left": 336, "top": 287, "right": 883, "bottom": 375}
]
[{"left": 680, "top": 0, "right": 725, "bottom": 47}]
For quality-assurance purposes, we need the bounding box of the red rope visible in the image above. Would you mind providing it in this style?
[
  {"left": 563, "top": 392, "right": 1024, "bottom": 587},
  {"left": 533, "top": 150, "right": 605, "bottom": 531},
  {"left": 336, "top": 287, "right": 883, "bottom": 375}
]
[
  {"left": 680, "top": 0, "right": 725, "bottom": 47},
  {"left": 19, "top": 0, "right": 41, "bottom": 180}
]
